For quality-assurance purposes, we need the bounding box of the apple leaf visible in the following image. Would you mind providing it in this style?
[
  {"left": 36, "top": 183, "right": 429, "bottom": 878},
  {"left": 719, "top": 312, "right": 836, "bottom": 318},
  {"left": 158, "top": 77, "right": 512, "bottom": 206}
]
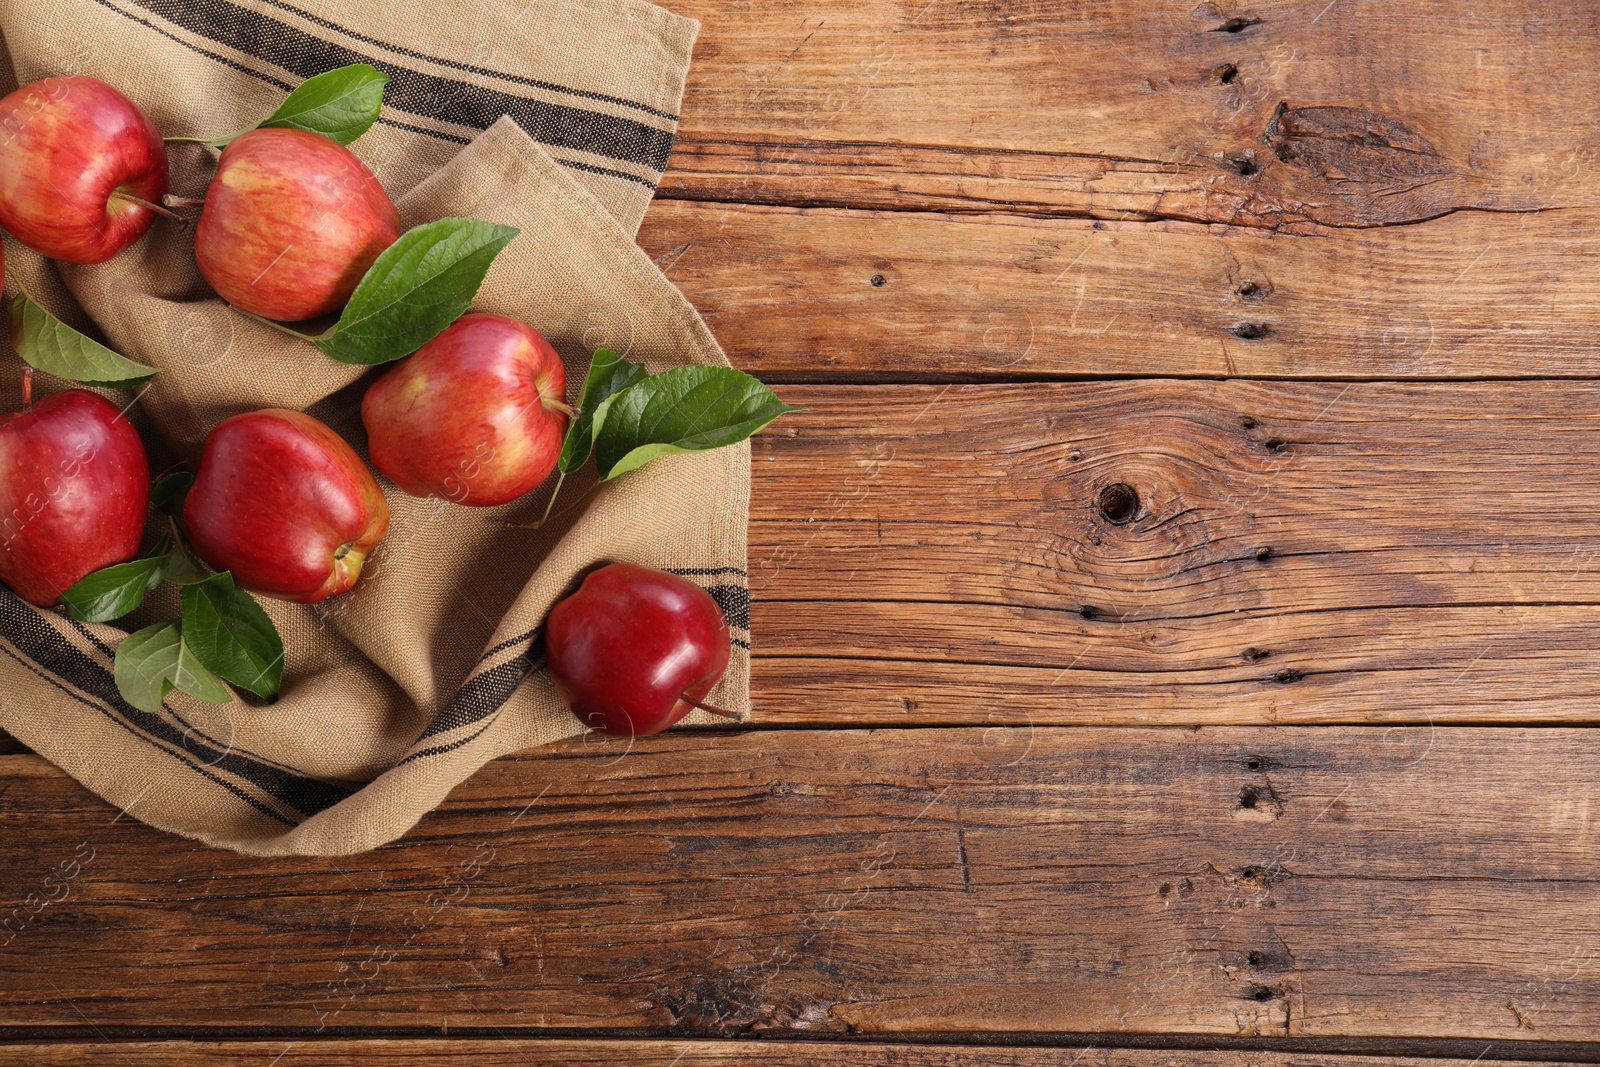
[
  {"left": 10, "top": 291, "right": 159, "bottom": 387},
  {"left": 150, "top": 472, "right": 194, "bottom": 517},
  {"left": 113, "top": 620, "right": 232, "bottom": 714},
  {"left": 593, "top": 366, "right": 801, "bottom": 481},
  {"left": 60, "top": 555, "right": 166, "bottom": 623},
  {"left": 558, "top": 348, "right": 648, "bottom": 476},
  {"left": 180, "top": 572, "right": 284, "bottom": 701},
  {"left": 315, "top": 218, "right": 520, "bottom": 365},
  {"left": 149, "top": 473, "right": 210, "bottom": 583},
  {"left": 258, "top": 64, "right": 389, "bottom": 146},
  {"left": 193, "top": 64, "right": 390, "bottom": 150},
  {"left": 162, "top": 531, "right": 211, "bottom": 585}
]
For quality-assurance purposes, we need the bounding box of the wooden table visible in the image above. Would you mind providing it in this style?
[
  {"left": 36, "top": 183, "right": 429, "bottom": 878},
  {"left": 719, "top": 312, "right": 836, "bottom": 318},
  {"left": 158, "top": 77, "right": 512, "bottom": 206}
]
[{"left": 5, "top": 0, "right": 1600, "bottom": 1062}]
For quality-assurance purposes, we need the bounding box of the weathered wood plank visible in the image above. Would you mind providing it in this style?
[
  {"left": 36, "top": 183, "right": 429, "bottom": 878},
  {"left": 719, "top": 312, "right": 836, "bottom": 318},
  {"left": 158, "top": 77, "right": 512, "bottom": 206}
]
[
  {"left": 744, "top": 380, "right": 1600, "bottom": 723},
  {"left": 637, "top": 201, "right": 1600, "bottom": 380},
  {"left": 1, "top": 727, "right": 1597, "bottom": 1038},
  {"left": 5, "top": 380, "right": 1600, "bottom": 734},
  {"left": 663, "top": 0, "right": 1600, "bottom": 226},
  {"left": 0, "top": 1041, "right": 1583, "bottom": 1065}
]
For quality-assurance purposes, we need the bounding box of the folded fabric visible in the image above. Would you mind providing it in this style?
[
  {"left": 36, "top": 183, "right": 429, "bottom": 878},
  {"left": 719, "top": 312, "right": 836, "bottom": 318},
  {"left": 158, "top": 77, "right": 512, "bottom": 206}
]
[{"left": 0, "top": 0, "right": 751, "bottom": 855}]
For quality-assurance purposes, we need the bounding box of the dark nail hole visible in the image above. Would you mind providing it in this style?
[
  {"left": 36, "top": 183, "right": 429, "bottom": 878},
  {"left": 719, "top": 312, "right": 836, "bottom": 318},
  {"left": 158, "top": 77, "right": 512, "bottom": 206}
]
[
  {"left": 1239, "top": 787, "right": 1260, "bottom": 809},
  {"left": 1213, "top": 62, "right": 1240, "bottom": 84},
  {"left": 1230, "top": 322, "right": 1269, "bottom": 339},
  {"left": 1097, "top": 482, "right": 1140, "bottom": 525},
  {"left": 1238, "top": 415, "right": 1257, "bottom": 428},
  {"left": 1240, "top": 647, "right": 1269, "bottom": 662},
  {"left": 869, "top": 274, "right": 886, "bottom": 287},
  {"left": 1238, "top": 282, "right": 1267, "bottom": 300},
  {"left": 1246, "top": 951, "right": 1266, "bottom": 966},
  {"left": 1240, "top": 865, "right": 1262, "bottom": 879},
  {"left": 1273, "top": 668, "right": 1303, "bottom": 684},
  {"left": 1262, "top": 438, "right": 1286, "bottom": 453},
  {"left": 1158, "top": 882, "right": 1172, "bottom": 897},
  {"left": 1245, "top": 756, "right": 1264, "bottom": 770},
  {"left": 1214, "top": 16, "right": 1262, "bottom": 32},
  {"left": 1079, "top": 605, "right": 1098, "bottom": 619},
  {"left": 1228, "top": 156, "right": 1257, "bottom": 176},
  {"left": 1255, "top": 545, "right": 1273, "bottom": 561},
  {"left": 1249, "top": 985, "right": 1277, "bottom": 1001}
]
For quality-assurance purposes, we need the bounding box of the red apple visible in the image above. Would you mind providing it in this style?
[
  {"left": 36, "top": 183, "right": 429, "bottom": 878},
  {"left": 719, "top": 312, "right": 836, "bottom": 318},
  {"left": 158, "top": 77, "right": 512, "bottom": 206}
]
[
  {"left": 193, "top": 128, "right": 400, "bottom": 322},
  {"left": 546, "top": 563, "right": 733, "bottom": 738},
  {"left": 0, "top": 76, "right": 169, "bottom": 264},
  {"left": 0, "top": 370, "right": 150, "bottom": 606},
  {"left": 184, "top": 409, "right": 389, "bottom": 603},
  {"left": 361, "top": 313, "right": 569, "bottom": 507}
]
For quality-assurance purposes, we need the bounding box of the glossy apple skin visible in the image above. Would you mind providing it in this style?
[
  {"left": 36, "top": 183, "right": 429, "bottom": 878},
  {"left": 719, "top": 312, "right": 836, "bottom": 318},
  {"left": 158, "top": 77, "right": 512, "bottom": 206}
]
[
  {"left": 194, "top": 128, "right": 400, "bottom": 322},
  {"left": 362, "top": 314, "right": 569, "bottom": 507},
  {"left": 546, "top": 563, "right": 731, "bottom": 738},
  {"left": 0, "top": 390, "right": 150, "bottom": 606},
  {"left": 0, "top": 76, "right": 169, "bottom": 264},
  {"left": 184, "top": 409, "right": 389, "bottom": 603}
]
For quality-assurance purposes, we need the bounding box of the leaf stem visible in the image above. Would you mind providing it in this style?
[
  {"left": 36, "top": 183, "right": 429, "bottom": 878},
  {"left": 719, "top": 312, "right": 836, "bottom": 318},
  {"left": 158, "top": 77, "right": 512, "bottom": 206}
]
[
  {"left": 537, "top": 471, "right": 568, "bottom": 525},
  {"left": 507, "top": 476, "right": 600, "bottom": 530},
  {"left": 162, "top": 136, "right": 217, "bottom": 145},
  {"left": 237, "top": 309, "right": 324, "bottom": 343}
]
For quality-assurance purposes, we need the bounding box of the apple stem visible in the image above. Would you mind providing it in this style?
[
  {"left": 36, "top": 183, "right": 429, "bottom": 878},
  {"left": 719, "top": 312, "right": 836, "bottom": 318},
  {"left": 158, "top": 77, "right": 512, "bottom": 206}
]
[
  {"left": 162, "top": 194, "right": 206, "bottom": 209},
  {"left": 109, "top": 191, "right": 187, "bottom": 226},
  {"left": 547, "top": 399, "right": 578, "bottom": 420},
  {"left": 19, "top": 367, "right": 33, "bottom": 412},
  {"left": 681, "top": 694, "right": 739, "bottom": 720}
]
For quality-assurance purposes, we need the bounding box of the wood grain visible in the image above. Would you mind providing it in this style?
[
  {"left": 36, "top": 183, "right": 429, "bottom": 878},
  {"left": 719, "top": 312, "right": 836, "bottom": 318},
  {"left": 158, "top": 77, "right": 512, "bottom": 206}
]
[
  {"left": 663, "top": 0, "right": 1600, "bottom": 226},
  {"left": 746, "top": 379, "right": 1600, "bottom": 723},
  {"left": 638, "top": 201, "right": 1600, "bottom": 380},
  {"left": 0, "top": 1042, "right": 1586, "bottom": 1066},
  {"left": 1, "top": 727, "right": 1598, "bottom": 1039}
]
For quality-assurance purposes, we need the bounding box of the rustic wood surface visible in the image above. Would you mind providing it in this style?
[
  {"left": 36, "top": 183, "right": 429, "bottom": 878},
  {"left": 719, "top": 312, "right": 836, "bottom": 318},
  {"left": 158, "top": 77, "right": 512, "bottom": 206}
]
[
  {"left": 4, "top": 728, "right": 1600, "bottom": 1039},
  {"left": 662, "top": 0, "right": 1600, "bottom": 225},
  {"left": 2, "top": 1045, "right": 1594, "bottom": 1066},
  {"left": 638, "top": 204, "right": 1600, "bottom": 381},
  {"left": 5, "top": 0, "right": 1600, "bottom": 1061},
  {"left": 748, "top": 381, "right": 1600, "bottom": 725}
]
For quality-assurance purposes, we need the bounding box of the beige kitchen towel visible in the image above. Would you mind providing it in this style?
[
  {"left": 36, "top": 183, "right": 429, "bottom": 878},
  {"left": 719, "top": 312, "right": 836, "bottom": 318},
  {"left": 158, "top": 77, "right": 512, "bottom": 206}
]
[{"left": 0, "top": 0, "right": 753, "bottom": 855}]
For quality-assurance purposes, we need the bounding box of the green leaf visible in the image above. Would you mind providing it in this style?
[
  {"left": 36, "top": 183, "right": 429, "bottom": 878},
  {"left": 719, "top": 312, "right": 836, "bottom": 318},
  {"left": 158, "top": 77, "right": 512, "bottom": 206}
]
[
  {"left": 558, "top": 348, "right": 649, "bottom": 475},
  {"left": 113, "top": 620, "right": 231, "bottom": 714},
  {"left": 196, "top": 64, "right": 390, "bottom": 149},
  {"left": 594, "top": 366, "right": 801, "bottom": 481},
  {"left": 162, "top": 529, "right": 211, "bottom": 585},
  {"left": 180, "top": 573, "right": 285, "bottom": 700},
  {"left": 60, "top": 555, "right": 165, "bottom": 623},
  {"left": 258, "top": 64, "right": 389, "bottom": 146},
  {"left": 10, "top": 291, "right": 159, "bottom": 387},
  {"left": 315, "top": 218, "right": 519, "bottom": 365},
  {"left": 150, "top": 472, "right": 194, "bottom": 517}
]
